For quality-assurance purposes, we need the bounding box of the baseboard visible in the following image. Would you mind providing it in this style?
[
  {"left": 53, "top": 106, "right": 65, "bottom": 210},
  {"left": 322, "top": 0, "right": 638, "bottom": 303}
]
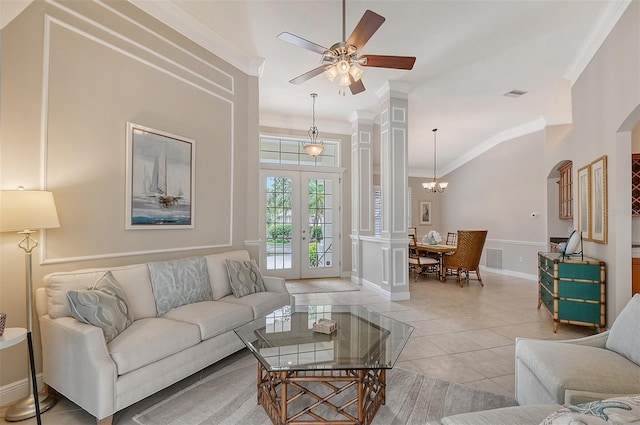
[
  {"left": 480, "top": 266, "right": 537, "bottom": 281},
  {"left": 0, "top": 374, "right": 44, "bottom": 407}
]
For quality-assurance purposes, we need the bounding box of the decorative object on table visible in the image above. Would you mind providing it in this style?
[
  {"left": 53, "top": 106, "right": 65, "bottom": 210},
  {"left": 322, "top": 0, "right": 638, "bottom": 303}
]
[
  {"left": 422, "top": 129, "right": 448, "bottom": 193},
  {"left": 424, "top": 230, "right": 442, "bottom": 245},
  {"left": 0, "top": 313, "right": 6, "bottom": 336},
  {"left": 561, "top": 229, "right": 583, "bottom": 260},
  {"left": 303, "top": 93, "right": 324, "bottom": 157},
  {"left": 125, "top": 122, "right": 195, "bottom": 230},
  {"left": 590, "top": 155, "right": 607, "bottom": 244},
  {"left": 276, "top": 0, "right": 416, "bottom": 96},
  {"left": 419, "top": 201, "right": 432, "bottom": 224},
  {"left": 313, "top": 318, "right": 337, "bottom": 334},
  {"left": 0, "top": 188, "right": 61, "bottom": 423}
]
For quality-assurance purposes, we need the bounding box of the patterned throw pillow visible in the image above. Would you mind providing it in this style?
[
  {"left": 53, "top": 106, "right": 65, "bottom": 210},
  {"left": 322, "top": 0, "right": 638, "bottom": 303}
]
[
  {"left": 540, "top": 395, "right": 640, "bottom": 424},
  {"left": 66, "top": 271, "right": 133, "bottom": 343},
  {"left": 224, "top": 259, "right": 266, "bottom": 298},
  {"left": 148, "top": 257, "right": 213, "bottom": 316}
]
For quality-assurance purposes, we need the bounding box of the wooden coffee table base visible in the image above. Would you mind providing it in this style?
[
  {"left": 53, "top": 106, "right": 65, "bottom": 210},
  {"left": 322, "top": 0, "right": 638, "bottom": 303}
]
[{"left": 257, "top": 363, "right": 386, "bottom": 425}]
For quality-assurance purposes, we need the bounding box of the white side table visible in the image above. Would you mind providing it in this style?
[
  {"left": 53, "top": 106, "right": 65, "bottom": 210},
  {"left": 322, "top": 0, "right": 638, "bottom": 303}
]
[{"left": 0, "top": 328, "right": 27, "bottom": 349}]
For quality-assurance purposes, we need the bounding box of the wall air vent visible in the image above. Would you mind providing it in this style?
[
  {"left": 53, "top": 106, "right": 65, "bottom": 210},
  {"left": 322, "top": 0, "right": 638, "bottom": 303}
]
[{"left": 504, "top": 89, "right": 528, "bottom": 98}]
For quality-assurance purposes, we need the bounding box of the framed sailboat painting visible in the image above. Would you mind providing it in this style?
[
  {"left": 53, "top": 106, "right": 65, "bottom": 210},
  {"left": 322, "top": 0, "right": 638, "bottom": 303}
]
[{"left": 125, "top": 122, "right": 195, "bottom": 229}]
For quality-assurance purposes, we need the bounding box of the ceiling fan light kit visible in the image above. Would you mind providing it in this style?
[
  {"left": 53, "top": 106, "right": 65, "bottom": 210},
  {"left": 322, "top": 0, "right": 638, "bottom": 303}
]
[{"left": 277, "top": 0, "right": 416, "bottom": 95}]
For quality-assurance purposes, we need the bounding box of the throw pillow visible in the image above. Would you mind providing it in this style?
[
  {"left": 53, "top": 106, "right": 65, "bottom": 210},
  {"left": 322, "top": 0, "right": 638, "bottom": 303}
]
[
  {"left": 605, "top": 293, "right": 640, "bottom": 366},
  {"left": 148, "top": 256, "right": 213, "bottom": 316},
  {"left": 66, "top": 271, "right": 133, "bottom": 343},
  {"left": 540, "top": 395, "right": 640, "bottom": 425},
  {"left": 224, "top": 259, "right": 266, "bottom": 298}
]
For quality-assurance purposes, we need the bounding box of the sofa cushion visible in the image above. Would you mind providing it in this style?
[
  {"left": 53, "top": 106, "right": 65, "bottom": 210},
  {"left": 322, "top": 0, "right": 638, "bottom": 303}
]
[
  {"left": 148, "top": 257, "right": 213, "bottom": 316},
  {"left": 605, "top": 294, "right": 640, "bottom": 366},
  {"left": 205, "top": 250, "right": 251, "bottom": 300},
  {"left": 162, "top": 301, "right": 253, "bottom": 340},
  {"left": 224, "top": 259, "right": 266, "bottom": 298},
  {"left": 221, "top": 291, "right": 291, "bottom": 319},
  {"left": 517, "top": 339, "right": 640, "bottom": 402},
  {"left": 46, "top": 269, "right": 107, "bottom": 319},
  {"left": 108, "top": 317, "right": 200, "bottom": 375},
  {"left": 540, "top": 395, "right": 640, "bottom": 424},
  {"left": 45, "top": 263, "right": 156, "bottom": 320},
  {"left": 66, "top": 271, "right": 133, "bottom": 343}
]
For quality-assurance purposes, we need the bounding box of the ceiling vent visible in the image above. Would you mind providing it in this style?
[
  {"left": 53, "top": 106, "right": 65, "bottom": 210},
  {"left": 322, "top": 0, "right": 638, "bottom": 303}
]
[{"left": 504, "top": 89, "right": 528, "bottom": 98}]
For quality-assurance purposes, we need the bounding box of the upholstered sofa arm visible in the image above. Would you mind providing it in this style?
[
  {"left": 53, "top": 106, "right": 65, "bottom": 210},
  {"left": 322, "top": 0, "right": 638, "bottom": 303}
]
[
  {"left": 39, "top": 315, "right": 117, "bottom": 420},
  {"left": 263, "top": 276, "right": 287, "bottom": 293},
  {"left": 554, "top": 331, "right": 609, "bottom": 348}
]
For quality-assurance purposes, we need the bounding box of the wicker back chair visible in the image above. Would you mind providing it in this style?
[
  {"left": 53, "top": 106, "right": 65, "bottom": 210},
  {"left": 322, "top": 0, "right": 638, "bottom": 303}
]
[{"left": 442, "top": 230, "right": 488, "bottom": 287}]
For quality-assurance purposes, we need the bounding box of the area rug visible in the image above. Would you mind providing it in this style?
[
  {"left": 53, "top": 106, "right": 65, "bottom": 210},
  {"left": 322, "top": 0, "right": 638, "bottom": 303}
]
[
  {"left": 285, "top": 279, "right": 361, "bottom": 294},
  {"left": 133, "top": 352, "right": 517, "bottom": 425}
]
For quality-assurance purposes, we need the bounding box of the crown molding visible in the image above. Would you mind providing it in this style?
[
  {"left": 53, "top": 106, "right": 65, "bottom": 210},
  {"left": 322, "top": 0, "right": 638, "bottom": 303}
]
[
  {"left": 375, "top": 80, "right": 413, "bottom": 100},
  {"left": 563, "top": 0, "right": 632, "bottom": 85},
  {"left": 128, "top": 0, "right": 264, "bottom": 77}
]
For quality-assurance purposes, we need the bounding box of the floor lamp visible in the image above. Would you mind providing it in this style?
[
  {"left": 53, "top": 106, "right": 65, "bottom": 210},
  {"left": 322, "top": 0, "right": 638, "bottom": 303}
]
[{"left": 0, "top": 189, "right": 60, "bottom": 423}]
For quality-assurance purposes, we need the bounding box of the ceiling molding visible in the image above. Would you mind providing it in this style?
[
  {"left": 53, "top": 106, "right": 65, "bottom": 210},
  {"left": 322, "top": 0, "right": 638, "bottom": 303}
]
[
  {"left": 375, "top": 80, "right": 413, "bottom": 101},
  {"left": 349, "top": 110, "right": 377, "bottom": 126},
  {"left": 128, "top": 0, "right": 264, "bottom": 77},
  {"left": 563, "top": 0, "right": 632, "bottom": 85}
]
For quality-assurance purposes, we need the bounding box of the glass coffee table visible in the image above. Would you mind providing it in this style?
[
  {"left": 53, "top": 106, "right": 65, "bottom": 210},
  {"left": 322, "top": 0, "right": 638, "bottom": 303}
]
[{"left": 234, "top": 305, "right": 413, "bottom": 425}]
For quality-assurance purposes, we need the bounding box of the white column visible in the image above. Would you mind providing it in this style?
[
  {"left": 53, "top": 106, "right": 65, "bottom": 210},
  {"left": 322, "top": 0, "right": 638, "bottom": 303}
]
[
  {"left": 377, "top": 81, "right": 412, "bottom": 300},
  {"left": 348, "top": 110, "right": 375, "bottom": 284}
]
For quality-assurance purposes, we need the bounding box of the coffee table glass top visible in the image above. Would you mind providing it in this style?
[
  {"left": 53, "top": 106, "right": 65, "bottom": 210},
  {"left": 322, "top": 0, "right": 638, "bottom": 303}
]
[{"left": 234, "top": 305, "right": 413, "bottom": 371}]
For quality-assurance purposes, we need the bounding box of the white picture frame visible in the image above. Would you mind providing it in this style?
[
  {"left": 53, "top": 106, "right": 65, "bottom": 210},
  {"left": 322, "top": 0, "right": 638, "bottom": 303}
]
[{"left": 125, "top": 122, "right": 195, "bottom": 229}]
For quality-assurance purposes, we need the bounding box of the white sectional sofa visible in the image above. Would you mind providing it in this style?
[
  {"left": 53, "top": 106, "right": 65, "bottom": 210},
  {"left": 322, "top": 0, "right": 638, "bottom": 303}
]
[{"left": 35, "top": 250, "right": 292, "bottom": 425}]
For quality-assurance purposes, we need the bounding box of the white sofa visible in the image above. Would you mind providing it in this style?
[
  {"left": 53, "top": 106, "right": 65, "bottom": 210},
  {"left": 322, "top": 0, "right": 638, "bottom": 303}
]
[{"left": 35, "top": 250, "right": 292, "bottom": 425}]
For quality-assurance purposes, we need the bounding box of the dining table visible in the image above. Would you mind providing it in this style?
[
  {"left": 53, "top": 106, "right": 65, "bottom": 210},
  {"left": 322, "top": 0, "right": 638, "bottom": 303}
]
[{"left": 415, "top": 243, "right": 457, "bottom": 280}]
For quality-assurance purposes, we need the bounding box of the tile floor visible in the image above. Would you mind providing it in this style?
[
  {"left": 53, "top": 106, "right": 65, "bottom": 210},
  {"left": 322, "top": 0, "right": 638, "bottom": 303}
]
[{"left": 1, "top": 270, "right": 595, "bottom": 424}]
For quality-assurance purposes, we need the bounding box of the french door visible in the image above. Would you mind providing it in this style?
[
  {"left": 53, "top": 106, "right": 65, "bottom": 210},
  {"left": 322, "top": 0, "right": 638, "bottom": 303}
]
[{"left": 259, "top": 169, "right": 341, "bottom": 279}]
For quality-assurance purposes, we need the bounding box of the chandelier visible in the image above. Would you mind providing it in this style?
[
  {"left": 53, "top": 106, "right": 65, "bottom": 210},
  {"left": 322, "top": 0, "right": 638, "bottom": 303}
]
[
  {"left": 422, "top": 128, "right": 448, "bottom": 193},
  {"left": 304, "top": 93, "right": 324, "bottom": 157}
]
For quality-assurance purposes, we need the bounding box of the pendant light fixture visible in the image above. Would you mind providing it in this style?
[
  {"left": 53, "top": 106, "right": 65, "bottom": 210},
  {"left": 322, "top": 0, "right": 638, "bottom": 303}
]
[
  {"left": 422, "top": 128, "right": 448, "bottom": 193},
  {"left": 304, "top": 93, "right": 324, "bottom": 157}
]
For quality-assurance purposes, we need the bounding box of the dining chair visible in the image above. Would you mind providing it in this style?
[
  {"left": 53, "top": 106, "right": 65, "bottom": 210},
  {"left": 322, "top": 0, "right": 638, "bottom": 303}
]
[
  {"left": 409, "top": 234, "right": 439, "bottom": 280},
  {"left": 445, "top": 232, "right": 457, "bottom": 246},
  {"left": 442, "top": 230, "right": 488, "bottom": 287}
]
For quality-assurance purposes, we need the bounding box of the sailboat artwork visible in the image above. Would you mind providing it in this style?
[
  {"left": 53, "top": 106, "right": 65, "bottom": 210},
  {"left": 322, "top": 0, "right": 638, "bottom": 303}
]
[{"left": 126, "top": 123, "right": 194, "bottom": 229}]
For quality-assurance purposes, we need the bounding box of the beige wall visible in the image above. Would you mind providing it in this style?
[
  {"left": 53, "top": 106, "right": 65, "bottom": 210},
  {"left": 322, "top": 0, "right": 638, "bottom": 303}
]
[
  {"left": 439, "top": 130, "right": 547, "bottom": 277},
  {"left": 545, "top": 0, "right": 639, "bottom": 320},
  {"left": 0, "top": 0, "right": 258, "bottom": 390}
]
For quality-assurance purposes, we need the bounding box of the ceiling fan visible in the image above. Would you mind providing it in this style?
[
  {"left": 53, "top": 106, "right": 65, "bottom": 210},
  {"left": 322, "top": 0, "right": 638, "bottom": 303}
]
[{"left": 277, "top": 0, "right": 416, "bottom": 95}]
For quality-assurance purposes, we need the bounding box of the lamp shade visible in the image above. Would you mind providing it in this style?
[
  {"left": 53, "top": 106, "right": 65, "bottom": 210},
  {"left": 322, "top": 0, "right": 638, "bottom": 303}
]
[{"left": 0, "top": 190, "right": 60, "bottom": 232}]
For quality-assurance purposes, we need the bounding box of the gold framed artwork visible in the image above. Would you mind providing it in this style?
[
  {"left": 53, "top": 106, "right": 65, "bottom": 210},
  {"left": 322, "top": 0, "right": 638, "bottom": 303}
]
[
  {"left": 577, "top": 164, "right": 591, "bottom": 240},
  {"left": 590, "top": 155, "right": 607, "bottom": 244}
]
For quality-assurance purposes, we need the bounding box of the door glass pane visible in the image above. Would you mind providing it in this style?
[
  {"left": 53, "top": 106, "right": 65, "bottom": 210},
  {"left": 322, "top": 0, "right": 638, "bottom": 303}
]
[
  {"left": 308, "top": 178, "right": 333, "bottom": 269},
  {"left": 266, "top": 177, "right": 292, "bottom": 270}
]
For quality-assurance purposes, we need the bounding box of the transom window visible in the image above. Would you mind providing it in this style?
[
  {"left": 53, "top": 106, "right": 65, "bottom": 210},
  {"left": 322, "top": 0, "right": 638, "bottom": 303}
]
[{"left": 260, "top": 136, "right": 338, "bottom": 167}]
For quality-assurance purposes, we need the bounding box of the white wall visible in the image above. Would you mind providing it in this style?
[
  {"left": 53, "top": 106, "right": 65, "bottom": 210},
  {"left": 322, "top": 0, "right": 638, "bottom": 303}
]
[{"left": 440, "top": 130, "right": 547, "bottom": 278}]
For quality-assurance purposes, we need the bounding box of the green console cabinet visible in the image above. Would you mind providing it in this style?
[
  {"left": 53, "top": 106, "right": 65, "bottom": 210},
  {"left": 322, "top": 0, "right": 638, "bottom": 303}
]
[{"left": 537, "top": 252, "right": 606, "bottom": 332}]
